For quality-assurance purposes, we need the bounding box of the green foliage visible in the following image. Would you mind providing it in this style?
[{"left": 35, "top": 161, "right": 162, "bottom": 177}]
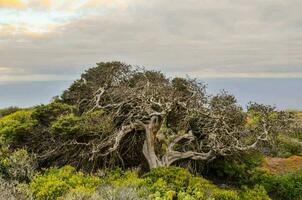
[
  {"left": 2, "top": 162, "right": 282, "bottom": 200},
  {"left": 240, "top": 185, "right": 271, "bottom": 200},
  {"left": 143, "top": 167, "right": 241, "bottom": 200},
  {"left": 0, "top": 148, "right": 35, "bottom": 182},
  {"left": 99, "top": 168, "right": 146, "bottom": 188},
  {"left": 30, "top": 165, "right": 101, "bottom": 200},
  {"left": 49, "top": 110, "right": 114, "bottom": 138},
  {"left": 245, "top": 166, "right": 302, "bottom": 200},
  {"left": 0, "top": 107, "right": 20, "bottom": 118},
  {"left": 255, "top": 170, "right": 302, "bottom": 200},
  {"left": 61, "top": 61, "right": 131, "bottom": 111},
  {"left": 88, "top": 169, "right": 150, "bottom": 200},
  {"left": 143, "top": 167, "right": 192, "bottom": 193},
  {"left": 80, "top": 110, "right": 114, "bottom": 135},
  {"left": 0, "top": 110, "right": 36, "bottom": 143},
  {"left": 274, "top": 135, "right": 302, "bottom": 157},
  {"left": 32, "top": 102, "right": 73, "bottom": 125},
  {"left": 209, "top": 152, "right": 264, "bottom": 185},
  {"left": 50, "top": 114, "right": 81, "bottom": 136},
  {"left": 210, "top": 190, "right": 240, "bottom": 200}
]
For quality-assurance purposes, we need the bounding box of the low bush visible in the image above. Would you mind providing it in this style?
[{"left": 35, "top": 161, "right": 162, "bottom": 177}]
[
  {"left": 0, "top": 148, "right": 36, "bottom": 182},
  {"left": 0, "top": 177, "right": 28, "bottom": 200},
  {"left": 208, "top": 152, "right": 264, "bottom": 185},
  {"left": 210, "top": 190, "right": 240, "bottom": 200},
  {"left": 250, "top": 169, "right": 302, "bottom": 200},
  {"left": 62, "top": 184, "right": 149, "bottom": 200},
  {"left": 143, "top": 167, "right": 242, "bottom": 200},
  {"left": 31, "top": 102, "right": 74, "bottom": 126},
  {"left": 10, "top": 165, "right": 280, "bottom": 200},
  {"left": 240, "top": 185, "right": 271, "bottom": 200},
  {"left": 50, "top": 114, "right": 81, "bottom": 136},
  {"left": 274, "top": 135, "right": 302, "bottom": 157},
  {"left": 30, "top": 165, "right": 101, "bottom": 200},
  {"left": 267, "top": 170, "right": 302, "bottom": 200},
  {"left": 0, "top": 110, "right": 36, "bottom": 143},
  {"left": 0, "top": 107, "right": 20, "bottom": 118},
  {"left": 143, "top": 166, "right": 192, "bottom": 193}
]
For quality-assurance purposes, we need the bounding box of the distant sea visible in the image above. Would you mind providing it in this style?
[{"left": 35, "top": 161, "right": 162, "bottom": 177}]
[{"left": 0, "top": 78, "right": 301, "bottom": 110}]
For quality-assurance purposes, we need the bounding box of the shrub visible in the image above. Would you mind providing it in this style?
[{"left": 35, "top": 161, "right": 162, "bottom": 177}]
[
  {"left": 240, "top": 185, "right": 271, "bottom": 200},
  {"left": 0, "top": 110, "right": 36, "bottom": 143},
  {"left": 24, "top": 166, "right": 280, "bottom": 200},
  {"left": 250, "top": 169, "right": 302, "bottom": 200},
  {"left": 92, "top": 185, "right": 149, "bottom": 200},
  {"left": 268, "top": 170, "right": 302, "bottom": 200},
  {"left": 143, "top": 167, "right": 240, "bottom": 200},
  {"left": 50, "top": 110, "right": 114, "bottom": 138},
  {"left": 30, "top": 165, "right": 101, "bottom": 200},
  {"left": 0, "top": 177, "right": 28, "bottom": 200},
  {"left": 143, "top": 166, "right": 192, "bottom": 193},
  {"left": 274, "top": 135, "right": 302, "bottom": 157},
  {"left": 59, "top": 169, "right": 150, "bottom": 200},
  {"left": 208, "top": 152, "right": 264, "bottom": 185},
  {"left": 50, "top": 114, "right": 81, "bottom": 136},
  {"left": 0, "top": 107, "right": 20, "bottom": 118},
  {"left": 210, "top": 190, "right": 240, "bottom": 200},
  {"left": 101, "top": 168, "right": 146, "bottom": 187},
  {"left": 81, "top": 110, "right": 114, "bottom": 134},
  {"left": 0, "top": 148, "right": 36, "bottom": 182},
  {"left": 185, "top": 176, "right": 218, "bottom": 199},
  {"left": 32, "top": 102, "right": 73, "bottom": 125}
]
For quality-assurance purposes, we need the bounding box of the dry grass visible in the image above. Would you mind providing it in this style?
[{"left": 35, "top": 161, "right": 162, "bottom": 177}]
[{"left": 262, "top": 155, "right": 302, "bottom": 174}]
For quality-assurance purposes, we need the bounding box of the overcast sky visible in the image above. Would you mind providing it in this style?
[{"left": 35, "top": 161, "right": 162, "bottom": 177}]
[{"left": 1, "top": 0, "right": 302, "bottom": 82}]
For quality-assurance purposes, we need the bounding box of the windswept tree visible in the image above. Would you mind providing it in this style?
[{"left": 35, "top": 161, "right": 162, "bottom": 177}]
[{"left": 58, "top": 62, "right": 292, "bottom": 169}]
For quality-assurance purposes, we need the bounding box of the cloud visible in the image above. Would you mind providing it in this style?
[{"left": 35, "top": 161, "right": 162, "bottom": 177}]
[
  {"left": 0, "top": 0, "right": 23, "bottom": 8},
  {"left": 0, "top": 0, "right": 302, "bottom": 80},
  {"left": 0, "top": 67, "right": 10, "bottom": 72},
  {"left": 26, "top": 0, "right": 52, "bottom": 10},
  {"left": 0, "top": 74, "right": 76, "bottom": 82}
]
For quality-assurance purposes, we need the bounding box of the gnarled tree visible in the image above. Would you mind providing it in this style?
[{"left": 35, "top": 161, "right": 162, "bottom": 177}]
[{"left": 60, "top": 62, "right": 292, "bottom": 169}]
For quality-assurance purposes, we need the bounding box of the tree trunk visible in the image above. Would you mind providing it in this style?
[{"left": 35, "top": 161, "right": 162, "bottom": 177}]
[
  {"left": 141, "top": 116, "right": 214, "bottom": 169},
  {"left": 142, "top": 115, "right": 163, "bottom": 168}
]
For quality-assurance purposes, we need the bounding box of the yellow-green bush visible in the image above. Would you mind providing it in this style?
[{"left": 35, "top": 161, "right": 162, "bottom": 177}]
[
  {"left": 0, "top": 107, "right": 20, "bottom": 118},
  {"left": 32, "top": 102, "right": 74, "bottom": 126},
  {"left": 143, "top": 167, "right": 192, "bottom": 193},
  {"left": 30, "top": 165, "right": 101, "bottom": 200},
  {"left": 0, "top": 110, "right": 36, "bottom": 143},
  {"left": 50, "top": 114, "right": 81, "bottom": 136},
  {"left": 240, "top": 185, "right": 271, "bottom": 200},
  {"left": 26, "top": 166, "right": 278, "bottom": 200},
  {"left": 143, "top": 167, "right": 241, "bottom": 200},
  {"left": 50, "top": 110, "right": 114, "bottom": 138},
  {"left": 101, "top": 168, "right": 146, "bottom": 187},
  {"left": 210, "top": 190, "right": 240, "bottom": 200}
]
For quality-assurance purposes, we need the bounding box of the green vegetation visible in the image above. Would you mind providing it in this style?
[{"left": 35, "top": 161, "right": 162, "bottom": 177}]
[
  {"left": 0, "top": 109, "right": 36, "bottom": 143},
  {"left": 250, "top": 169, "right": 302, "bottom": 200},
  {"left": 0, "top": 107, "right": 20, "bottom": 118},
  {"left": 30, "top": 166, "right": 101, "bottom": 200},
  {"left": 7, "top": 166, "right": 272, "bottom": 200},
  {"left": 0, "top": 62, "right": 301, "bottom": 199}
]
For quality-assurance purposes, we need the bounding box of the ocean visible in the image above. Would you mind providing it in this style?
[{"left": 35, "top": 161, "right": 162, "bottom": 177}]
[{"left": 0, "top": 78, "right": 301, "bottom": 110}]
